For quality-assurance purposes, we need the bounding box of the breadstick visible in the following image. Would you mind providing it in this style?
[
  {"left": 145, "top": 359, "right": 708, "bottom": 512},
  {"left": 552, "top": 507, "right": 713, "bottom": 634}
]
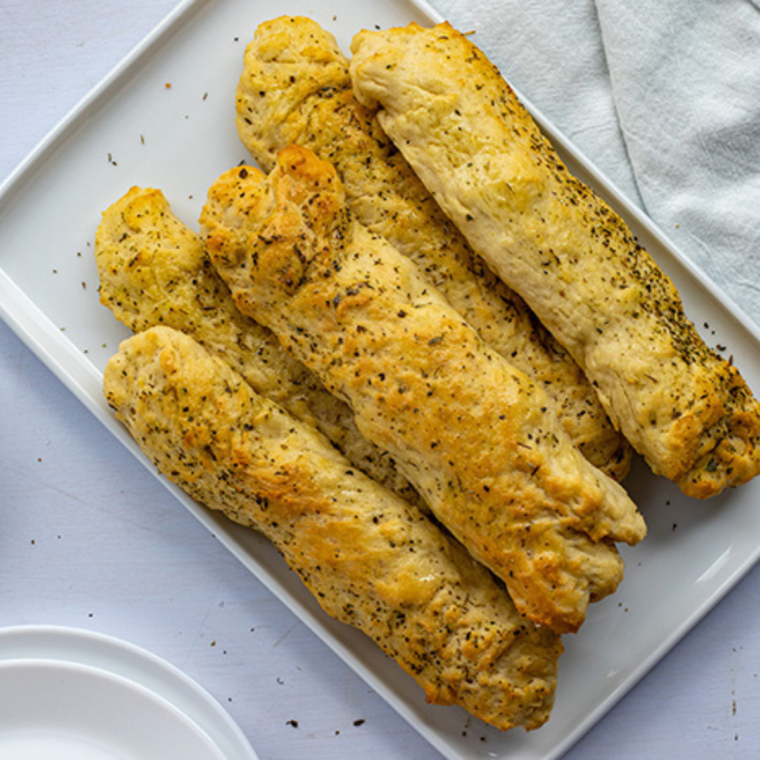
[
  {"left": 103, "top": 325, "right": 562, "bottom": 731},
  {"left": 200, "top": 146, "right": 646, "bottom": 634},
  {"left": 349, "top": 21, "right": 760, "bottom": 498}
]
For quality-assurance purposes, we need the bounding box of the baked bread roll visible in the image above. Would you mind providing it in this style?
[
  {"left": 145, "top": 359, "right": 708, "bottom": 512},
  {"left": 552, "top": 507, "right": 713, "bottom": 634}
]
[
  {"left": 95, "top": 185, "right": 416, "bottom": 503},
  {"left": 234, "top": 15, "right": 631, "bottom": 481},
  {"left": 103, "top": 325, "right": 562, "bottom": 731},
  {"left": 200, "top": 146, "right": 646, "bottom": 634},
  {"left": 349, "top": 21, "right": 760, "bottom": 499}
]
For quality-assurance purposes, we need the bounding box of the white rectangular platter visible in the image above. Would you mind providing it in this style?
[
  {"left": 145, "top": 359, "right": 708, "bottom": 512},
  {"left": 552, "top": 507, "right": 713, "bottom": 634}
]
[{"left": 2, "top": 1, "right": 760, "bottom": 758}]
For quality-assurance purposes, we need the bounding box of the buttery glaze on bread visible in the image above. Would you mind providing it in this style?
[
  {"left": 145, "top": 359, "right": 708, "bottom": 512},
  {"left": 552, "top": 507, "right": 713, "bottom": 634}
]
[
  {"left": 104, "top": 325, "right": 562, "bottom": 731},
  {"left": 349, "top": 21, "right": 760, "bottom": 499},
  {"left": 234, "top": 15, "right": 631, "bottom": 480},
  {"left": 200, "top": 146, "right": 646, "bottom": 634},
  {"left": 94, "top": 185, "right": 417, "bottom": 503}
]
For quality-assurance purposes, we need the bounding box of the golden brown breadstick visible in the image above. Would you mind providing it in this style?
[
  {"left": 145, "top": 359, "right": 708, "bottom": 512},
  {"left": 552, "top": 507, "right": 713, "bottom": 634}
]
[
  {"left": 200, "top": 147, "right": 646, "bottom": 634},
  {"left": 349, "top": 21, "right": 760, "bottom": 499},
  {"left": 104, "top": 325, "right": 562, "bottom": 731}
]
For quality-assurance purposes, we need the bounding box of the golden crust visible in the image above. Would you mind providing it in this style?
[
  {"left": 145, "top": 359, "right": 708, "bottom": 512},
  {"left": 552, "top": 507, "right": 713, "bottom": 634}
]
[
  {"left": 348, "top": 21, "right": 760, "bottom": 499},
  {"left": 103, "top": 325, "right": 563, "bottom": 731},
  {"left": 200, "top": 146, "right": 646, "bottom": 634},
  {"left": 234, "top": 15, "right": 631, "bottom": 481},
  {"left": 94, "top": 185, "right": 417, "bottom": 503}
]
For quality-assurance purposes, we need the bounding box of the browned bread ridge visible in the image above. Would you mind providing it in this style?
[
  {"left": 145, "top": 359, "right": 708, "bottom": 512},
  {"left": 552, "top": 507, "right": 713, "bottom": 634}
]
[
  {"left": 349, "top": 21, "right": 760, "bottom": 499},
  {"left": 103, "top": 325, "right": 563, "bottom": 731},
  {"left": 200, "top": 146, "right": 646, "bottom": 634},
  {"left": 234, "top": 15, "right": 631, "bottom": 481}
]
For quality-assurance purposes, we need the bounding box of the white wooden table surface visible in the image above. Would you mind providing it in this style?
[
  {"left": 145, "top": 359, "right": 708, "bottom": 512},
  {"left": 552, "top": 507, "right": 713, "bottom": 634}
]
[{"left": 1, "top": 2, "right": 759, "bottom": 758}]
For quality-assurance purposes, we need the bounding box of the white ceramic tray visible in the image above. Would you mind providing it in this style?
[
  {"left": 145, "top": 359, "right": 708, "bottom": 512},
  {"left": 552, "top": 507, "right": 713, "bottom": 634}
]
[{"left": 2, "top": 1, "right": 760, "bottom": 758}]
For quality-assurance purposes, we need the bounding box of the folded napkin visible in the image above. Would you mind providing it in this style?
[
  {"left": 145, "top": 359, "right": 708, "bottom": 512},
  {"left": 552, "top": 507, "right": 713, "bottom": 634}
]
[{"left": 430, "top": 0, "right": 760, "bottom": 327}]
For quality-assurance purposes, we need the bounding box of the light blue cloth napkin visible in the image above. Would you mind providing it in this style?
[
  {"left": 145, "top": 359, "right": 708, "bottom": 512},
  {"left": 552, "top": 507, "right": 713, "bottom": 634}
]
[{"left": 428, "top": 0, "right": 760, "bottom": 327}]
